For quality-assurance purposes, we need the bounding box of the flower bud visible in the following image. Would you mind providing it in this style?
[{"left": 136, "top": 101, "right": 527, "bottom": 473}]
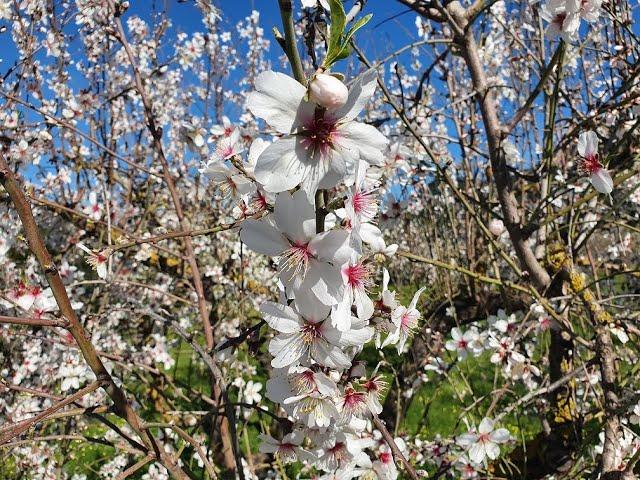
[
  {"left": 309, "top": 73, "right": 348, "bottom": 109},
  {"left": 488, "top": 218, "right": 505, "bottom": 236}
]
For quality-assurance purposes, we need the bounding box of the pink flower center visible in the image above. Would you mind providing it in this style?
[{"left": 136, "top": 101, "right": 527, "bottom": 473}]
[
  {"left": 457, "top": 339, "right": 468, "bottom": 349},
  {"left": 580, "top": 153, "right": 603, "bottom": 175},
  {"left": 280, "top": 242, "right": 311, "bottom": 278},
  {"left": 300, "top": 116, "right": 338, "bottom": 158},
  {"left": 328, "top": 441, "right": 347, "bottom": 462},
  {"left": 380, "top": 451, "right": 392, "bottom": 464},
  {"left": 401, "top": 311, "right": 419, "bottom": 331},
  {"left": 291, "top": 370, "right": 317, "bottom": 394},
  {"left": 342, "top": 387, "right": 367, "bottom": 411},
  {"left": 342, "top": 262, "right": 371, "bottom": 291},
  {"left": 478, "top": 433, "right": 491, "bottom": 443},
  {"left": 350, "top": 189, "right": 378, "bottom": 220},
  {"left": 553, "top": 12, "right": 567, "bottom": 28}
]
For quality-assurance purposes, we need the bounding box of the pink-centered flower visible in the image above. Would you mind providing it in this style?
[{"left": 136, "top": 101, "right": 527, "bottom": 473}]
[
  {"left": 240, "top": 190, "right": 353, "bottom": 306},
  {"left": 246, "top": 70, "right": 388, "bottom": 199},
  {"left": 331, "top": 259, "right": 374, "bottom": 331},
  {"left": 259, "top": 431, "right": 310, "bottom": 463},
  {"left": 577, "top": 130, "right": 613, "bottom": 194},
  {"left": 382, "top": 287, "right": 425, "bottom": 353},
  {"left": 457, "top": 418, "right": 511, "bottom": 464}
]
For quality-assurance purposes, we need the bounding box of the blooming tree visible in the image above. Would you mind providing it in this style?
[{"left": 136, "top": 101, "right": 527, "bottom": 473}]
[{"left": 0, "top": 0, "right": 639, "bottom": 479}]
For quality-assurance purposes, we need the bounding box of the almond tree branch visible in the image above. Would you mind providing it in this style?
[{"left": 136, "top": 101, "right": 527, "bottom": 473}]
[
  {"left": 0, "top": 314, "right": 67, "bottom": 328},
  {"left": 372, "top": 414, "right": 420, "bottom": 480},
  {"left": 0, "top": 151, "right": 189, "bottom": 479},
  {"left": 0, "top": 380, "right": 103, "bottom": 444}
]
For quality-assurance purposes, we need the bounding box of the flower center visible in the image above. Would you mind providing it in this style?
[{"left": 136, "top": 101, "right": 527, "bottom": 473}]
[
  {"left": 401, "top": 311, "right": 418, "bottom": 330},
  {"left": 350, "top": 189, "right": 378, "bottom": 221},
  {"left": 342, "top": 387, "right": 367, "bottom": 412},
  {"left": 280, "top": 242, "right": 311, "bottom": 278},
  {"left": 290, "top": 370, "right": 317, "bottom": 394},
  {"left": 300, "top": 116, "right": 338, "bottom": 158},
  {"left": 580, "top": 153, "right": 603, "bottom": 175},
  {"left": 343, "top": 262, "right": 371, "bottom": 291},
  {"left": 300, "top": 321, "right": 322, "bottom": 344}
]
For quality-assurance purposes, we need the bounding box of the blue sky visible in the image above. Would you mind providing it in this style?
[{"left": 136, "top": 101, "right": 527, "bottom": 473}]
[{"left": 0, "top": 1, "right": 419, "bottom": 68}]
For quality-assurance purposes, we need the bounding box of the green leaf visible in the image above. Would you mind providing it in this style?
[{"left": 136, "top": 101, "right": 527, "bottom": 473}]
[
  {"left": 341, "top": 13, "right": 372, "bottom": 48},
  {"left": 326, "top": 0, "right": 346, "bottom": 64}
]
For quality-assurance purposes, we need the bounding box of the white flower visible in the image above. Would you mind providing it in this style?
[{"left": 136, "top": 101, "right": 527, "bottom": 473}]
[
  {"left": 331, "top": 259, "right": 374, "bottom": 331},
  {"left": 445, "top": 327, "right": 483, "bottom": 361},
  {"left": 77, "top": 243, "right": 111, "bottom": 279},
  {"left": 83, "top": 191, "right": 103, "bottom": 221},
  {"left": 577, "top": 130, "right": 613, "bottom": 194},
  {"left": 240, "top": 190, "right": 353, "bottom": 305},
  {"left": 260, "top": 300, "right": 351, "bottom": 369},
  {"left": 457, "top": 418, "right": 511, "bottom": 464},
  {"left": 243, "top": 380, "right": 263, "bottom": 404},
  {"left": 246, "top": 70, "right": 388, "bottom": 199},
  {"left": 382, "top": 287, "right": 426, "bottom": 353},
  {"left": 259, "top": 431, "right": 311, "bottom": 463}
]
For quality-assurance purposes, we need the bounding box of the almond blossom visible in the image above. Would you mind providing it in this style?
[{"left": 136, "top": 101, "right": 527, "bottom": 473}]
[
  {"left": 457, "top": 417, "right": 511, "bottom": 464},
  {"left": 246, "top": 70, "right": 388, "bottom": 198},
  {"left": 240, "top": 190, "right": 353, "bottom": 305},
  {"left": 577, "top": 130, "right": 613, "bottom": 194}
]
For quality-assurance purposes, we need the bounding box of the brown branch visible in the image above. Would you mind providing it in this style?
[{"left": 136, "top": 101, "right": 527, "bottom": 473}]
[
  {"left": 372, "top": 414, "right": 420, "bottom": 480},
  {"left": 0, "top": 314, "right": 67, "bottom": 328},
  {"left": 0, "top": 380, "right": 103, "bottom": 444}
]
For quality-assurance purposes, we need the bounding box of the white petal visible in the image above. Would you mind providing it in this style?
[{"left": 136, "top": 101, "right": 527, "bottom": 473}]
[
  {"left": 330, "top": 291, "right": 354, "bottom": 332},
  {"left": 260, "top": 302, "right": 302, "bottom": 333},
  {"left": 312, "top": 339, "right": 351, "bottom": 369},
  {"left": 274, "top": 190, "right": 316, "bottom": 244},
  {"left": 590, "top": 169, "right": 613, "bottom": 194},
  {"left": 97, "top": 263, "right": 107, "bottom": 279},
  {"left": 577, "top": 131, "right": 598, "bottom": 157},
  {"left": 468, "top": 443, "right": 486, "bottom": 464},
  {"left": 330, "top": 70, "right": 378, "bottom": 122},
  {"left": 253, "top": 138, "right": 308, "bottom": 193},
  {"left": 478, "top": 417, "right": 495, "bottom": 434},
  {"left": 485, "top": 441, "right": 501, "bottom": 460},
  {"left": 490, "top": 428, "right": 511, "bottom": 443},
  {"left": 309, "top": 229, "right": 352, "bottom": 264},
  {"left": 303, "top": 259, "right": 344, "bottom": 305},
  {"left": 240, "top": 219, "right": 289, "bottom": 256},
  {"left": 270, "top": 334, "right": 306, "bottom": 368},
  {"left": 246, "top": 71, "right": 312, "bottom": 133},
  {"left": 354, "top": 289, "right": 374, "bottom": 321},
  {"left": 336, "top": 122, "right": 388, "bottom": 166},
  {"left": 293, "top": 292, "right": 331, "bottom": 322}
]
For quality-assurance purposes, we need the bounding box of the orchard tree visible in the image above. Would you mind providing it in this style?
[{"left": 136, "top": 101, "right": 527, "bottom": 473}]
[{"left": 0, "top": 0, "right": 639, "bottom": 479}]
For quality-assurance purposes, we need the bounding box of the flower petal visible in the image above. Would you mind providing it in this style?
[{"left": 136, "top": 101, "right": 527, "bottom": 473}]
[
  {"left": 253, "top": 138, "right": 308, "bottom": 193},
  {"left": 590, "top": 169, "right": 613, "bottom": 194},
  {"left": 246, "top": 71, "right": 312, "bottom": 133},
  {"left": 240, "top": 219, "right": 289, "bottom": 256},
  {"left": 260, "top": 301, "right": 302, "bottom": 333}
]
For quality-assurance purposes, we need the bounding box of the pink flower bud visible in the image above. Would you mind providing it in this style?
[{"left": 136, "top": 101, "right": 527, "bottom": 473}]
[
  {"left": 309, "top": 73, "right": 348, "bottom": 109},
  {"left": 488, "top": 219, "right": 505, "bottom": 236}
]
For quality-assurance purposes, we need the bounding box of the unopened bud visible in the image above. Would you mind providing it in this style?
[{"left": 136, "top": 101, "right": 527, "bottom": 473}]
[
  {"left": 488, "top": 218, "right": 505, "bottom": 236},
  {"left": 309, "top": 73, "right": 348, "bottom": 109}
]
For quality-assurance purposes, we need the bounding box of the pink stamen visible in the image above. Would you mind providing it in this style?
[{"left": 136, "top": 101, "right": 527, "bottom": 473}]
[
  {"left": 280, "top": 243, "right": 312, "bottom": 278},
  {"left": 342, "top": 262, "right": 372, "bottom": 291}
]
